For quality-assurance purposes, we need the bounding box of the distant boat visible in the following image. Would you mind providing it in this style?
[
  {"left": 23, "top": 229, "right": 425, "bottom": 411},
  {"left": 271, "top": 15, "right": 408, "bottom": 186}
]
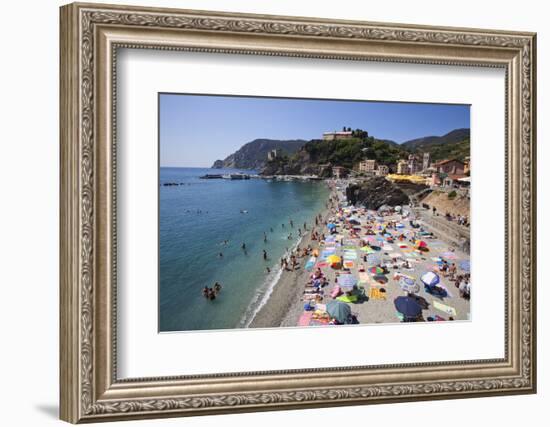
[{"left": 199, "top": 174, "right": 223, "bottom": 179}]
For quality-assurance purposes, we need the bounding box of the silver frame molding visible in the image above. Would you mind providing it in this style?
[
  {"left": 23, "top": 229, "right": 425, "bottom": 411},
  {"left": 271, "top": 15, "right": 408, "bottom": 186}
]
[{"left": 60, "top": 2, "right": 537, "bottom": 423}]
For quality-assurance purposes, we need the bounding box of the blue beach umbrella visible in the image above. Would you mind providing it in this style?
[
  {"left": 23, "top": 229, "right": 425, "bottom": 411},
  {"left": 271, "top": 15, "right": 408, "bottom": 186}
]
[
  {"left": 394, "top": 296, "right": 422, "bottom": 318},
  {"left": 327, "top": 223, "right": 336, "bottom": 230}
]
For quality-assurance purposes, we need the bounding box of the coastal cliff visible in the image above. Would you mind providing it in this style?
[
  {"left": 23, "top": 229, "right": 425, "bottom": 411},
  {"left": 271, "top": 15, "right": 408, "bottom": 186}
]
[{"left": 211, "top": 138, "right": 306, "bottom": 170}]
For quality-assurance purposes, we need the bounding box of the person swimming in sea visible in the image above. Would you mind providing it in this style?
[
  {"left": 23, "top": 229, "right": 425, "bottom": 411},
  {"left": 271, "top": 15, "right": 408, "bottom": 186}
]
[
  {"left": 263, "top": 249, "right": 267, "bottom": 260},
  {"left": 213, "top": 282, "right": 222, "bottom": 294}
]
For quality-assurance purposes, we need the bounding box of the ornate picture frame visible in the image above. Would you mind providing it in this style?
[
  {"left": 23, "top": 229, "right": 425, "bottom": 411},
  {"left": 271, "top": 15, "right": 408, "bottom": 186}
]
[{"left": 60, "top": 2, "right": 536, "bottom": 423}]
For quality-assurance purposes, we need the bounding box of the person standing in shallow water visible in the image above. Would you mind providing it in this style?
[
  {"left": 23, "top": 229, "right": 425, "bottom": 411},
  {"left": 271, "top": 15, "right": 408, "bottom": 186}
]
[{"left": 263, "top": 249, "right": 267, "bottom": 261}]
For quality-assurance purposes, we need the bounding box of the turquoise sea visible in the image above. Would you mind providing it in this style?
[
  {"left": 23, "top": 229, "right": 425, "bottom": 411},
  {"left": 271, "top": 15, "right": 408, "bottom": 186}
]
[{"left": 159, "top": 167, "right": 330, "bottom": 332}]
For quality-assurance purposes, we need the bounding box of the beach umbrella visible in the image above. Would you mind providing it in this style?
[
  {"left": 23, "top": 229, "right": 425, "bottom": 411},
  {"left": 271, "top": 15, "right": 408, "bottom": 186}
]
[
  {"left": 394, "top": 296, "right": 422, "bottom": 318},
  {"left": 327, "top": 255, "right": 342, "bottom": 265},
  {"left": 326, "top": 300, "right": 351, "bottom": 323},
  {"left": 373, "top": 274, "right": 388, "bottom": 284},
  {"left": 421, "top": 271, "right": 440, "bottom": 286},
  {"left": 327, "top": 223, "right": 336, "bottom": 230},
  {"left": 459, "top": 260, "right": 471, "bottom": 272},
  {"left": 369, "top": 266, "right": 384, "bottom": 274},
  {"left": 399, "top": 277, "right": 420, "bottom": 294},
  {"left": 416, "top": 240, "right": 428, "bottom": 248},
  {"left": 338, "top": 274, "right": 358, "bottom": 289}
]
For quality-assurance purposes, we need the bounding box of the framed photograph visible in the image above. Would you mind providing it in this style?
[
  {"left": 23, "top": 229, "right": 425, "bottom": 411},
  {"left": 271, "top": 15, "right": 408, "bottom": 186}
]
[{"left": 60, "top": 2, "right": 537, "bottom": 423}]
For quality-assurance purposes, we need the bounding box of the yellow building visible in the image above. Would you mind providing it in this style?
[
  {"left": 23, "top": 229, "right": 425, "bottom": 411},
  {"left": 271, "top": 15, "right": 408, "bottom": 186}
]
[{"left": 358, "top": 159, "right": 377, "bottom": 174}]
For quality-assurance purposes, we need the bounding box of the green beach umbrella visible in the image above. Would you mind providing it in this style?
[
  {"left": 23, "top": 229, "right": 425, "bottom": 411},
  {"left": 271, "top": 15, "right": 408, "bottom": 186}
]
[{"left": 326, "top": 300, "right": 351, "bottom": 324}]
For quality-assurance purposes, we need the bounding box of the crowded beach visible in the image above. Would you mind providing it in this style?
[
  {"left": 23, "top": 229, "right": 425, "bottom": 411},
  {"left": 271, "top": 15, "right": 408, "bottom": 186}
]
[{"left": 249, "top": 180, "right": 471, "bottom": 328}]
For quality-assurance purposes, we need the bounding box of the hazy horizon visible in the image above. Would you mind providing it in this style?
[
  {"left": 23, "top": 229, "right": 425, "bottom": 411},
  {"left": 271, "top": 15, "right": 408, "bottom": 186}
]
[{"left": 160, "top": 94, "right": 470, "bottom": 168}]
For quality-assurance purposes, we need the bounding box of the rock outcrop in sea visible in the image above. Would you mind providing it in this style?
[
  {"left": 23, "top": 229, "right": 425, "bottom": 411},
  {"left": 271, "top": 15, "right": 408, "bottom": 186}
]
[{"left": 346, "top": 177, "right": 410, "bottom": 209}]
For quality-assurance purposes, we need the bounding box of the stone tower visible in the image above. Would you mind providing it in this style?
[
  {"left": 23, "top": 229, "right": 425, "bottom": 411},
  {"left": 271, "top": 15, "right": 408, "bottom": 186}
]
[{"left": 422, "top": 152, "right": 430, "bottom": 171}]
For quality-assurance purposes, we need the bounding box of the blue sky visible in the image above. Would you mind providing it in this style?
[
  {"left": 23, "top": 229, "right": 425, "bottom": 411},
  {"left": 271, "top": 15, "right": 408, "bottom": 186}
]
[{"left": 159, "top": 94, "right": 470, "bottom": 167}]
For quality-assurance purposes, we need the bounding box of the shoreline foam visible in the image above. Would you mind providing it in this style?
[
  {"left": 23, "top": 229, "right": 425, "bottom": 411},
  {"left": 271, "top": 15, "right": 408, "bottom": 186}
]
[{"left": 248, "top": 188, "right": 334, "bottom": 329}]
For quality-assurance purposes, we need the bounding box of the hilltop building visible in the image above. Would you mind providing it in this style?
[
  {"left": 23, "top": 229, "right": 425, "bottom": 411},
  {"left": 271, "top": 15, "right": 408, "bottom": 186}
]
[
  {"left": 323, "top": 131, "right": 353, "bottom": 141},
  {"left": 358, "top": 159, "right": 377, "bottom": 174}
]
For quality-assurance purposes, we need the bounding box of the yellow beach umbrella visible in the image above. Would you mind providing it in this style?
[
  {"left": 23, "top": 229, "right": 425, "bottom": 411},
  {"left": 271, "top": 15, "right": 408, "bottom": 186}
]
[{"left": 327, "top": 255, "right": 342, "bottom": 264}]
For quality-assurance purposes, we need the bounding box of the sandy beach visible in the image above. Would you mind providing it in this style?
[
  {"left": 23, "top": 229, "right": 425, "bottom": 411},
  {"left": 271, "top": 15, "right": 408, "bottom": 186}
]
[
  {"left": 250, "top": 179, "right": 471, "bottom": 329},
  {"left": 249, "top": 187, "right": 335, "bottom": 328}
]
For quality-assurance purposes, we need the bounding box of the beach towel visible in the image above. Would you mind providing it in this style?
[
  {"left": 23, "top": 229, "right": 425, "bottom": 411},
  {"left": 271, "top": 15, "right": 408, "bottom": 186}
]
[
  {"left": 433, "top": 301, "right": 457, "bottom": 316},
  {"left": 382, "top": 245, "right": 393, "bottom": 251},
  {"left": 316, "top": 262, "right": 328, "bottom": 268},
  {"left": 305, "top": 257, "right": 316, "bottom": 271},
  {"left": 337, "top": 294, "right": 358, "bottom": 303},
  {"left": 298, "top": 312, "right": 313, "bottom": 326},
  {"left": 330, "top": 285, "right": 342, "bottom": 298},
  {"left": 344, "top": 261, "right": 355, "bottom": 269},
  {"left": 368, "top": 287, "right": 386, "bottom": 300},
  {"left": 442, "top": 252, "right": 458, "bottom": 260},
  {"left": 358, "top": 272, "right": 370, "bottom": 284}
]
